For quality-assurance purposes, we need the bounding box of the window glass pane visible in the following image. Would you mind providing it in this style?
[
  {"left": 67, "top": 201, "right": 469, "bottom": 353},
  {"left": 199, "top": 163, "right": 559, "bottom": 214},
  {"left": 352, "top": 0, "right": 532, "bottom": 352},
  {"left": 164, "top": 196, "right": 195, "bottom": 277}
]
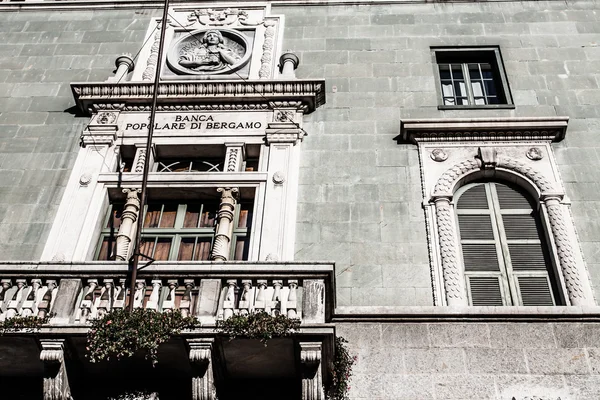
[
  {"left": 97, "top": 237, "right": 114, "bottom": 260},
  {"left": 455, "top": 81, "right": 467, "bottom": 98},
  {"left": 456, "top": 97, "right": 469, "bottom": 105},
  {"left": 183, "top": 205, "right": 200, "bottom": 228},
  {"left": 107, "top": 206, "right": 123, "bottom": 229},
  {"left": 450, "top": 64, "right": 463, "bottom": 79},
  {"left": 159, "top": 204, "right": 177, "bottom": 228},
  {"left": 480, "top": 63, "right": 493, "bottom": 79},
  {"left": 194, "top": 239, "right": 212, "bottom": 261},
  {"left": 472, "top": 81, "right": 484, "bottom": 97},
  {"left": 140, "top": 237, "right": 156, "bottom": 258},
  {"left": 439, "top": 64, "right": 451, "bottom": 80},
  {"left": 441, "top": 82, "right": 454, "bottom": 97},
  {"left": 200, "top": 204, "right": 217, "bottom": 227},
  {"left": 474, "top": 97, "right": 486, "bottom": 105},
  {"left": 238, "top": 204, "right": 253, "bottom": 229},
  {"left": 443, "top": 98, "right": 455, "bottom": 105},
  {"left": 234, "top": 237, "right": 249, "bottom": 260},
  {"left": 468, "top": 64, "right": 481, "bottom": 79},
  {"left": 487, "top": 96, "right": 500, "bottom": 104},
  {"left": 484, "top": 80, "right": 498, "bottom": 96},
  {"left": 178, "top": 238, "right": 195, "bottom": 261},
  {"left": 154, "top": 238, "right": 172, "bottom": 260},
  {"left": 144, "top": 205, "right": 162, "bottom": 228}
]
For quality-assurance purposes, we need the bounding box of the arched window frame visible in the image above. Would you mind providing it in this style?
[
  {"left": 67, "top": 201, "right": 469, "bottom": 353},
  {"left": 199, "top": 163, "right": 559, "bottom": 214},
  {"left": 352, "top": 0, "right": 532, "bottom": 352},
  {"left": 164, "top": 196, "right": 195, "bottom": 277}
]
[{"left": 399, "top": 116, "right": 595, "bottom": 308}]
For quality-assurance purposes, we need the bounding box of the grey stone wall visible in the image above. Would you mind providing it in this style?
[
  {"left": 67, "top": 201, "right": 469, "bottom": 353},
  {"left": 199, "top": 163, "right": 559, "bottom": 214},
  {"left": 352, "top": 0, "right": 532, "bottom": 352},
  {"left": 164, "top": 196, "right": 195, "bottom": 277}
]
[
  {"left": 281, "top": 1, "right": 600, "bottom": 306},
  {"left": 0, "top": 9, "right": 152, "bottom": 259},
  {"left": 339, "top": 321, "right": 600, "bottom": 399}
]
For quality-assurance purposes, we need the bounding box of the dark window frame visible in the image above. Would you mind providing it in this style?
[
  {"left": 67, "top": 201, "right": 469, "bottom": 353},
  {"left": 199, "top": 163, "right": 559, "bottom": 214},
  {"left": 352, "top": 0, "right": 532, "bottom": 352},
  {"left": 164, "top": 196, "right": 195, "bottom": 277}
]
[{"left": 432, "top": 46, "right": 514, "bottom": 110}]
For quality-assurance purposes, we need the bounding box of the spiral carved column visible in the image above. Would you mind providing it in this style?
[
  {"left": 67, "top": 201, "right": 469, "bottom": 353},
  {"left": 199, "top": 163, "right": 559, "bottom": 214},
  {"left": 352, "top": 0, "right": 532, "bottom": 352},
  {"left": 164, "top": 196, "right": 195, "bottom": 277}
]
[
  {"left": 543, "top": 195, "right": 588, "bottom": 305},
  {"left": 210, "top": 188, "right": 238, "bottom": 261},
  {"left": 115, "top": 188, "right": 141, "bottom": 261},
  {"left": 434, "top": 196, "right": 468, "bottom": 306}
]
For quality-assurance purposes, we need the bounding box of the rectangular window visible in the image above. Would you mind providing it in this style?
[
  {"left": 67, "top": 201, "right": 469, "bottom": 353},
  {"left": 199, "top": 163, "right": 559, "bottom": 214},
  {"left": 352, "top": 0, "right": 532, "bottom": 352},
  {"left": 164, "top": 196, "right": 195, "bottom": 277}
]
[
  {"left": 97, "top": 200, "right": 253, "bottom": 261},
  {"left": 433, "top": 47, "right": 513, "bottom": 109}
]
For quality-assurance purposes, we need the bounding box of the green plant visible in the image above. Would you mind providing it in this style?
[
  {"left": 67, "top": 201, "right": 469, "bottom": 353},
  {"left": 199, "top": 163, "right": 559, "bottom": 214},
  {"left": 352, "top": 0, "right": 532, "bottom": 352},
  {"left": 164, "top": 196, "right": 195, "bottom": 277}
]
[
  {"left": 216, "top": 311, "right": 301, "bottom": 344},
  {"left": 86, "top": 308, "right": 200, "bottom": 366},
  {"left": 0, "top": 315, "right": 50, "bottom": 335},
  {"left": 326, "top": 336, "right": 356, "bottom": 400}
]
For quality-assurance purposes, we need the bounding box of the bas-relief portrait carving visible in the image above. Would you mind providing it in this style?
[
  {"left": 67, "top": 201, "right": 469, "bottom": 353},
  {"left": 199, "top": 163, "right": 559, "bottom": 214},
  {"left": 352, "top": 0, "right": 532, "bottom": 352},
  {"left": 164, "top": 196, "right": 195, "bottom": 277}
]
[{"left": 167, "top": 28, "right": 251, "bottom": 77}]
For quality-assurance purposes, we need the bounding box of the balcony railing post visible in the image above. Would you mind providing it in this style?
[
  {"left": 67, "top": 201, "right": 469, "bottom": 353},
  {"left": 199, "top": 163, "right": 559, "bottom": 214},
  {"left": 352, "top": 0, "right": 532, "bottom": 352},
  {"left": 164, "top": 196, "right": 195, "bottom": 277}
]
[{"left": 302, "top": 280, "right": 325, "bottom": 324}]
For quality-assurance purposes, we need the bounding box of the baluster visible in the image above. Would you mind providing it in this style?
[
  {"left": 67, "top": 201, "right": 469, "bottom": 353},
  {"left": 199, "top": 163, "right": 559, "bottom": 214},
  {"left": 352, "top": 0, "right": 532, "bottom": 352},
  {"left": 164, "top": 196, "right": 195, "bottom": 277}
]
[
  {"left": 79, "top": 279, "right": 98, "bottom": 323},
  {"left": 162, "top": 280, "right": 178, "bottom": 311},
  {"left": 97, "top": 280, "right": 114, "bottom": 317},
  {"left": 21, "top": 279, "right": 42, "bottom": 317},
  {"left": 146, "top": 280, "right": 163, "bottom": 310},
  {"left": 238, "top": 280, "right": 252, "bottom": 316},
  {"left": 7, "top": 279, "right": 27, "bottom": 319},
  {"left": 254, "top": 280, "right": 268, "bottom": 312},
  {"left": 0, "top": 279, "right": 12, "bottom": 320},
  {"left": 112, "top": 279, "right": 127, "bottom": 310},
  {"left": 133, "top": 280, "right": 146, "bottom": 309},
  {"left": 270, "top": 280, "right": 283, "bottom": 316},
  {"left": 287, "top": 280, "right": 298, "bottom": 318},
  {"left": 180, "top": 280, "right": 194, "bottom": 318},
  {"left": 223, "top": 280, "right": 237, "bottom": 320},
  {"left": 37, "top": 280, "right": 57, "bottom": 319}
]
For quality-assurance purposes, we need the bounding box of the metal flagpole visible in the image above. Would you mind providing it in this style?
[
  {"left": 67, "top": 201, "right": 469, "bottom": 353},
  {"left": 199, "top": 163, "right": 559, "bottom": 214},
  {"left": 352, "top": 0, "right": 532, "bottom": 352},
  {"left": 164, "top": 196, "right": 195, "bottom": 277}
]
[{"left": 127, "top": 0, "right": 171, "bottom": 312}]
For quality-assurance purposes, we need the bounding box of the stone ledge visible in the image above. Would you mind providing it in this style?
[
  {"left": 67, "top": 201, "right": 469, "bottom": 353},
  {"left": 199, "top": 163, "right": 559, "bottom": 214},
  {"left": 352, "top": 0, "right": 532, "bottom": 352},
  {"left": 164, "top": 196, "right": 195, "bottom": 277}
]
[
  {"left": 334, "top": 305, "right": 600, "bottom": 322},
  {"left": 398, "top": 116, "right": 569, "bottom": 144}
]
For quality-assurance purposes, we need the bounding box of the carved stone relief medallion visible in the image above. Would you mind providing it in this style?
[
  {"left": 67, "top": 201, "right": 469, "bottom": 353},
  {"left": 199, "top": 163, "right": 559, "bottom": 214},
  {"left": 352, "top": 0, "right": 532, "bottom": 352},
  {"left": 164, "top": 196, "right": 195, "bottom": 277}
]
[
  {"left": 167, "top": 28, "right": 251, "bottom": 76},
  {"left": 430, "top": 148, "right": 448, "bottom": 162},
  {"left": 526, "top": 147, "right": 544, "bottom": 161}
]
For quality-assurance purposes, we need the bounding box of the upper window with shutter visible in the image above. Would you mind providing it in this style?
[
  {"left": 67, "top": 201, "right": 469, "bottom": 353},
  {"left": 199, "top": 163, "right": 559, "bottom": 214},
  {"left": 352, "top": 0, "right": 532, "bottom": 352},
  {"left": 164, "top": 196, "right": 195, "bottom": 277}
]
[{"left": 455, "top": 182, "right": 562, "bottom": 306}]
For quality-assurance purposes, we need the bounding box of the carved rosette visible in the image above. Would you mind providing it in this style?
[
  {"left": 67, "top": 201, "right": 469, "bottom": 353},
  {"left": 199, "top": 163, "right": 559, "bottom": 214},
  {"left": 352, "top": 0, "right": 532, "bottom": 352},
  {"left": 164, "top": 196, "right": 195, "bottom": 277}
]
[
  {"left": 115, "top": 188, "right": 142, "bottom": 261},
  {"left": 544, "top": 196, "right": 586, "bottom": 305},
  {"left": 434, "top": 197, "right": 467, "bottom": 305}
]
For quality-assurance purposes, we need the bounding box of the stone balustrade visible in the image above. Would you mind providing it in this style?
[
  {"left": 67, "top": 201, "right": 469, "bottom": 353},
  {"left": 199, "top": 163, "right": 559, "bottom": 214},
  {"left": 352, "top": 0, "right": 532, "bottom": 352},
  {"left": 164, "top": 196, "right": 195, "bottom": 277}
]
[{"left": 0, "top": 261, "right": 334, "bottom": 327}]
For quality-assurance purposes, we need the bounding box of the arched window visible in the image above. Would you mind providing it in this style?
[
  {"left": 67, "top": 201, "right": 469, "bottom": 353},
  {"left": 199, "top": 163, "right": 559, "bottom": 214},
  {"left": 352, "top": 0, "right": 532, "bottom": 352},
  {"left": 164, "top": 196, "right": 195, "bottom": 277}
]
[{"left": 455, "top": 182, "right": 562, "bottom": 306}]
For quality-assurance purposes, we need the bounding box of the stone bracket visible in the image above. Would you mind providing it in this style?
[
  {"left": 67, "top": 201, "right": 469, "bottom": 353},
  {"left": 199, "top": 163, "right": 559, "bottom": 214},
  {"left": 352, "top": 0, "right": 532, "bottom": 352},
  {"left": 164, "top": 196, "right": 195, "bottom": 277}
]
[
  {"left": 187, "top": 338, "right": 217, "bottom": 400},
  {"left": 299, "top": 341, "right": 324, "bottom": 400},
  {"left": 39, "top": 339, "right": 72, "bottom": 400}
]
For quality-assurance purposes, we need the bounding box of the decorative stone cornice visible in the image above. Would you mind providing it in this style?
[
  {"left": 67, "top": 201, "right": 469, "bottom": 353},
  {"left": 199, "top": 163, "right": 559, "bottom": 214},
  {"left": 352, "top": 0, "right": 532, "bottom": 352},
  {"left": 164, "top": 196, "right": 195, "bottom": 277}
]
[
  {"left": 398, "top": 116, "right": 569, "bottom": 143},
  {"left": 71, "top": 80, "right": 326, "bottom": 115}
]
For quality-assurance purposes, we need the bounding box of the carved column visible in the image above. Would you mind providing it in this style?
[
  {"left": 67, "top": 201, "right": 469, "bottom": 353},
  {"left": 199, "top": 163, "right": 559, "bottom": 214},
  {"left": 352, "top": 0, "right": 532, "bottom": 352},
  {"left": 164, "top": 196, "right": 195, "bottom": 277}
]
[
  {"left": 116, "top": 188, "right": 141, "bottom": 261},
  {"left": 434, "top": 196, "right": 468, "bottom": 306},
  {"left": 210, "top": 188, "right": 239, "bottom": 261},
  {"left": 188, "top": 338, "right": 217, "bottom": 400},
  {"left": 40, "top": 339, "right": 72, "bottom": 400},
  {"left": 299, "top": 342, "right": 324, "bottom": 400},
  {"left": 543, "top": 195, "right": 591, "bottom": 305}
]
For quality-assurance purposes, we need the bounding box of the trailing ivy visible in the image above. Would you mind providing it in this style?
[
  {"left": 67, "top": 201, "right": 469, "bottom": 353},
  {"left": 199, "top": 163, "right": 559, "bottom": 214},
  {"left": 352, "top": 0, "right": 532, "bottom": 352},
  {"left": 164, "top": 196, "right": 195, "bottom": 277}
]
[
  {"left": 326, "top": 336, "right": 356, "bottom": 400},
  {"left": 0, "top": 315, "right": 50, "bottom": 335},
  {"left": 86, "top": 308, "right": 201, "bottom": 366},
  {"left": 216, "top": 311, "right": 301, "bottom": 344}
]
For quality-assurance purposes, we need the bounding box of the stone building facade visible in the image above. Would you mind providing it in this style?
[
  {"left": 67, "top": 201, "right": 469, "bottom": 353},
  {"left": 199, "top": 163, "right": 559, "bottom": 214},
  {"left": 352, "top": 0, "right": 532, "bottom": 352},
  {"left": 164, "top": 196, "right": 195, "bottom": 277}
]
[{"left": 1, "top": 0, "right": 600, "bottom": 399}]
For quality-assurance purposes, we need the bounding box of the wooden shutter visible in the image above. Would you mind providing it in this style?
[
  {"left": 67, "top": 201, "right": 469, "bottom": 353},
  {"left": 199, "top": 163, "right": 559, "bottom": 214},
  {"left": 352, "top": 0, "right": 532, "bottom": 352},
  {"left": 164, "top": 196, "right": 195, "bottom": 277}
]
[
  {"left": 467, "top": 276, "right": 504, "bottom": 306},
  {"left": 456, "top": 182, "right": 558, "bottom": 306},
  {"left": 494, "top": 183, "right": 556, "bottom": 306},
  {"left": 457, "top": 183, "right": 506, "bottom": 305}
]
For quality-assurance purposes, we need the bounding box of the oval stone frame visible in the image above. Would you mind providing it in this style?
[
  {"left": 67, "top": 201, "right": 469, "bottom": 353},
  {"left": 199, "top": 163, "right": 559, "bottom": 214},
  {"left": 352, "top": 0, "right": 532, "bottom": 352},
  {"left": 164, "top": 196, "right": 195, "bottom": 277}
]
[{"left": 167, "top": 28, "right": 251, "bottom": 76}]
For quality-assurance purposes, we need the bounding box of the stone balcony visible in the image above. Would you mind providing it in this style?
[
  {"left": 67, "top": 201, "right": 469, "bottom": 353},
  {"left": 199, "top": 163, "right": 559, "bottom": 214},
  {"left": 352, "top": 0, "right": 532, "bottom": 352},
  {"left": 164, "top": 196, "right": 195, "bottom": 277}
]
[{"left": 0, "top": 261, "right": 335, "bottom": 400}]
